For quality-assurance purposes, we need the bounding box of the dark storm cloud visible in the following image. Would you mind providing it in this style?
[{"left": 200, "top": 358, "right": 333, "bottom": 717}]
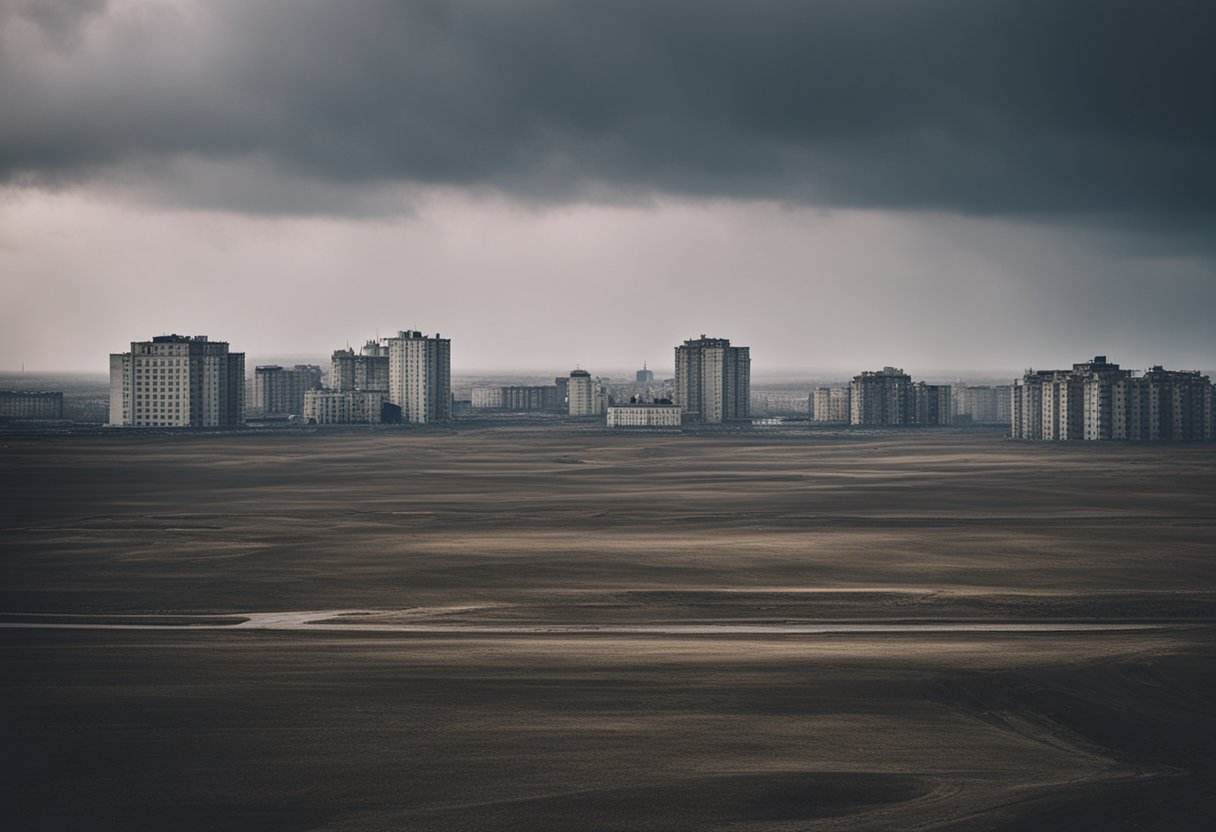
[{"left": 1, "top": 0, "right": 1214, "bottom": 221}]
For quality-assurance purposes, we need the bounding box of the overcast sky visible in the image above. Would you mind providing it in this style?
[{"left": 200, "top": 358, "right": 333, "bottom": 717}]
[{"left": 2, "top": 0, "right": 1213, "bottom": 374}]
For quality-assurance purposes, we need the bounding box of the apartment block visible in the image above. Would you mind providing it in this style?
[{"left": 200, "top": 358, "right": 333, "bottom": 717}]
[
  {"left": 812, "top": 387, "right": 851, "bottom": 423},
  {"left": 674, "top": 336, "right": 750, "bottom": 424},
  {"left": 303, "top": 389, "right": 387, "bottom": 424},
  {"left": 252, "top": 364, "right": 322, "bottom": 416},
  {"left": 109, "top": 334, "right": 244, "bottom": 428},
  {"left": 911, "top": 382, "right": 953, "bottom": 426},
  {"left": 953, "top": 385, "right": 1014, "bottom": 425},
  {"left": 1013, "top": 356, "right": 1213, "bottom": 441},
  {"left": 331, "top": 340, "right": 390, "bottom": 392},
  {"left": 567, "top": 369, "right": 605, "bottom": 416},
  {"left": 387, "top": 331, "right": 451, "bottom": 423},
  {"left": 471, "top": 385, "right": 562, "bottom": 411},
  {"left": 850, "top": 367, "right": 912, "bottom": 425},
  {"left": 606, "top": 402, "right": 681, "bottom": 428}
]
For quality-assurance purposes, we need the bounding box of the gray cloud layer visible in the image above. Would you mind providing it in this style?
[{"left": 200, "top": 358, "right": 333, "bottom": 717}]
[{"left": 2, "top": 0, "right": 1214, "bottom": 224}]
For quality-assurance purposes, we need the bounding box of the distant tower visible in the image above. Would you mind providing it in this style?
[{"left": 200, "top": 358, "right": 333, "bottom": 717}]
[
  {"left": 673, "top": 336, "right": 750, "bottom": 424},
  {"left": 636, "top": 362, "right": 654, "bottom": 384}
]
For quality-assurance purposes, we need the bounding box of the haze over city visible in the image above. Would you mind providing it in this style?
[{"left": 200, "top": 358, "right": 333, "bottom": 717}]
[{"left": 2, "top": 1, "right": 1214, "bottom": 372}]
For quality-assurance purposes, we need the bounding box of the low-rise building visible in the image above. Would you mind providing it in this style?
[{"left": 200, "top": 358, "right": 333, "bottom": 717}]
[
  {"left": 471, "top": 385, "right": 563, "bottom": 411},
  {"left": 607, "top": 401, "right": 681, "bottom": 428},
  {"left": 0, "top": 390, "right": 64, "bottom": 420},
  {"left": 303, "top": 389, "right": 387, "bottom": 424},
  {"left": 471, "top": 387, "right": 504, "bottom": 409}
]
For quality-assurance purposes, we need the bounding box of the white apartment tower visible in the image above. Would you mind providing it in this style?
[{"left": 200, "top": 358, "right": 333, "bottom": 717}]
[
  {"left": 109, "top": 334, "right": 245, "bottom": 428},
  {"left": 386, "top": 330, "right": 451, "bottom": 423},
  {"left": 567, "top": 369, "right": 604, "bottom": 416},
  {"left": 674, "top": 336, "right": 751, "bottom": 424}
]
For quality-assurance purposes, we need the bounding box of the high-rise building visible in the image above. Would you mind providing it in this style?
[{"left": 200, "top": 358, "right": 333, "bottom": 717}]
[
  {"left": 331, "top": 340, "right": 389, "bottom": 392},
  {"left": 567, "top": 369, "right": 605, "bottom": 416},
  {"left": 386, "top": 330, "right": 451, "bottom": 423},
  {"left": 911, "top": 382, "right": 952, "bottom": 426},
  {"left": 812, "top": 387, "right": 851, "bottom": 423},
  {"left": 1108, "top": 367, "right": 1215, "bottom": 441},
  {"left": 1012, "top": 357, "right": 1214, "bottom": 441},
  {"left": 251, "top": 364, "right": 322, "bottom": 416},
  {"left": 850, "top": 367, "right": 912, "bottom": 425},
  {"left": 674, "top": 335, "right": 750, "bottom": 424},
  {"left": 109, "top": 334, "right": 244, "bottom": 428},
  {"left": 636, "top": 364, "right": 654, "bottom": 383}
]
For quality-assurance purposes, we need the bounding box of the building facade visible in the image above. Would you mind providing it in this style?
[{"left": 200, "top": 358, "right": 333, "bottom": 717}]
[
  {"left": 109, "top": 335, "right": 244, "bottom": 428},
  {"left": 331, "top": 340, "right": 390, "bottom": 392},
  {"left": 567, "top": 369, "right": 605, "bottom": 416},
  {"left": 674, "top": 336, "right": 750, "bottom": 424},
  {"left": 606, "top": 402, "right": 682, "bottom": 428},
  {"left": 1108, "top": 367, "right": 1214, "bottom": 441},
  {"left": 303, "top": 389, "right": 387, "bottom": 424},
  {"left": 252, "top": 364, "right": 322, "bottom": 415},
  {"left": 471, "top": 385, "right": 562, "bottom": 411},
  {"left": 0, "top": 390, "right": 64, "bottom": 420},
  {"left": 471, "top": 387, "right": 504, "bottom": 409},
  {"left": 812, "top": 387, "right": 851, "bottom": 423},
  {"left": 953, "top": 385, "right": 1014, "bottom": 425},
  {"left": 1012, "top": 357, "right": 1214, "bottom": 441},
  {"left": 850, "top": 367, "right": 913, "bottom": 425},
  {"left": 387, "top": 331, "right": 451, "bottom": 423},
  {"left": 911, "top": 382, "right": 953, "bottom": 426}
]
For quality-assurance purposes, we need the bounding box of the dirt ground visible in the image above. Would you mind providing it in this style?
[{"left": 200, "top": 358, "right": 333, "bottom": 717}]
[{"left": 2, "top": 429, "right": 1214, "bottom": 829}]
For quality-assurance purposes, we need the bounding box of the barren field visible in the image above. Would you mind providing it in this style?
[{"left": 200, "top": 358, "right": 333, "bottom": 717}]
[{"left": 2, "top": 429, "right": 1214, "bottom": 829}]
